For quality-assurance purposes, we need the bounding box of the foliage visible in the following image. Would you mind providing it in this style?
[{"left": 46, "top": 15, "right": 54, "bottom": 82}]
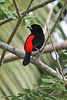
[
  {"left": 64, "top": 52, "right": 67, "bottom": 65},
  {"left": 0, "top": 0, "right": 17, "bottom": 19},
  {"left": 3, "top": 75, "right": 67, "bottom": 100}
]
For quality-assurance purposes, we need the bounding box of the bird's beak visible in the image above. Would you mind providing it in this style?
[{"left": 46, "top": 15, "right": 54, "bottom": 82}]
[{"left": 27, "top": 26, "right": 33, "bottom": 30}]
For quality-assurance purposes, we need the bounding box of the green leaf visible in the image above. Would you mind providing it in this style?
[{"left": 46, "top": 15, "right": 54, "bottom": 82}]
[
  {"left": 21, "top": 19, "right": 26, "bottom": 26},
  {"left": 42, "top": 78, "right": 56, "bottom": 83},
  {"left": 27, "top": 93, "right": 34, "bottom": 99},
  {"left": 25, "top": 15, "right": 36, "bottom": 19},
  {"left": 23, "top": 88, "right": 31, "bottom": 93},
  {"left": 48, "top": 95, "right": 57, "bottom": 99},
  {"left": 31, "top": 91, "right": 39, "bottom": 98},
  {"left": 63, "top": 59, "right": 67, "bottom": 62},
  {"left": 18, "top": 93, "right": 25, "bottom": 96},
  {"left": 33, "top": 83, "right": 39, "bottom": 87},
  {"left": 6, "top": 0, "right": 12, "bottom": 5},
  {"left": 64, "top": 63, "right": 67, "bottom": 67},
  {"left": 34, "top": 90, "right": 40, "bottom": 95},
  {"left": 30, "top": 20, "right": 35, "bottom": 24},
  {"left": 3, "top": 10, "right": 9, "bottom": 14},
  {"left": 64, "top": 52, "right": 67, "bottom": 55},
  {"left": 9, "top": 12, "right": 16, "bottom": 19},
  {"left": 56, "top": 84, "right": 61, "bottom": 90},
  {"left": 23, "top": 95, "right": 28, "bottom": 100},
  {"left": 56, "top": 68, "right": 62, "bottom": 79},
  {"left": 38, "top": 89, "right": 47, "bottom": 95},
  {"left": 0, "top": 4, "right": 5, "bottom": 10},
  {"left": 61, "top": 86, "right": 67, "bottom": 92}
]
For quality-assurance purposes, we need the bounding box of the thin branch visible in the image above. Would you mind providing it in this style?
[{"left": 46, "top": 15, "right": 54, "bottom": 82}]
[
  {"left": 0, "top": 40, "right": 67, "bottom": 63},
  {"left": 0, "top": 0, "right": 56, "bottom": 25},
  {"left": 0, "top": 41, "right": 59, "bottom": 79},
  {"left": 37, "top": 1, "right": 55, "bottom": 60},
  {"left": 49, "top": 90, "right": 57, "bottom": 95},
  {"left": 43, "top": 1, "right": 55, "bottom": 34},
  {"left": 13, "top": 0, "right": 22, "bottom": 18},
  {"left": 37, "top": 0, "right": 67, "bottom": 59},
  {"left": 46, "top": 24, "right": 67, "bottom": 86},
  {"left": 21, "top": 0, "right": 34, "bottom": 19},
  {"left": 0, "top": 0, "right": 34, "bottom": 68}
]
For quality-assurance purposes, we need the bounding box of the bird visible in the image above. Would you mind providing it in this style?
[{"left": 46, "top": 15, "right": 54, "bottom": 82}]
[{"left": 23, "top": 24, "right": 45, "bottom": 66}]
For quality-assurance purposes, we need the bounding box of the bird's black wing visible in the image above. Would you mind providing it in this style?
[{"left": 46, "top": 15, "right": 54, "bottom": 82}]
[{"left": 32, "top": 36, "right": 44, "bottom": 51}]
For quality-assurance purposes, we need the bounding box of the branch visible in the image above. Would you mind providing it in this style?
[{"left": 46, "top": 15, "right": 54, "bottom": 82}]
[
  {"left": 0, "top": 41, "right": 60, "bottom": 79},
  {"left": 0, "top": 40, "right": 67, "bottom": 63},
  {"left": 0, "top": 53, "right": 20, "bottom": 63},
  {"left": 0, "top": 0, "right": 34, "bottom": 67},
  {"left": 43, "top": 1, "right": 55, "bottom": 34},
  {"left": 37, "top": 0, "right": 67, "bottom": 59},
  {"left": 0, "top": 0, "right": 55, "bottom": 25},
  {"left": 13, "top": 0, "right": 21, "bottom": 17},
  {"left": 47, "top": 27, "right": 67, "bottom": 86},
  {"left": 32, "top": 40, "right": 67, "bottom": 55}
]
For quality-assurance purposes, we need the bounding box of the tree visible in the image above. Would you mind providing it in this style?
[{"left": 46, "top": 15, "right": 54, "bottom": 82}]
[{"left": 0, "top": 0, "right": 67, "bottom": 100}]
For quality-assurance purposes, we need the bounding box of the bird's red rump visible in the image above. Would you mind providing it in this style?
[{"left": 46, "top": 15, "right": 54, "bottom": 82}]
[{"left": 25, "top": 35, "right": 35, "bottom": 53}]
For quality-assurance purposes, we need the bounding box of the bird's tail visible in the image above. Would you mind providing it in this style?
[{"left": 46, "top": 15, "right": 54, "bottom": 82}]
[{"left": 23, "top": 53, "right": 31, "bottom": 66}]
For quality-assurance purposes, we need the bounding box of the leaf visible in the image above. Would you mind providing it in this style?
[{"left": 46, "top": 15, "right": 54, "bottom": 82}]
[
  {"left": 64, "top": 52, "right": 67, "bottom": 55},
  {"left": 34, "top": 89, "right": 40, "bottom": 94},
  {"left": 63, "top": 59, "right": 67, "bottom": 62},
  {"left": 0, "top": 4, "right": 5, "bottom": 10},
  {"left": 61, "top": 86, "right": 67, "bottom": 92},
  {"left": 38, "top": 89, "right": 47, "bottom": 95},
  {"left": 3, "top": 10, "right": 9, "bottom": 14},
  {"left": 56, "top": 84, "right": 61, "bottom": 90},
  {"left": 64, "top": 63, "right": 67, "bottom": 67},
  {"left": 21, "top": 19, "right": 26, "bottom": 26},
  {"left": 56, "top": 68, "right": 62, "bottom": 79},
  {"left": 23, "top": 88, "right": 31, "bottom": 93},
  {"left": 25, "top": 15, "right": 36, "bottom": 19},
  {"left": 30, "top": 91, "right": 39, "bottom": 98},
  {"left": 18, "top": 93, "right": 25, "bottom": 96},
  {"left": 33, "top": 83, "right": 39, "bottom": 87},
  {"left": 48, "top": 95, "right": 57, "bottom": 99},
  {"left": 27, "top": 93, "right": 34, "bottom": 99},
  {"left": 6, "top": 0, "right": 12, "bottom": 5},
  {"left": 30, "top": 20, "right": 35, "bottom": 24},
  {"left": 23, "top": 95, "right": 28, "bottom": 100},
  {"left": 9, "top": 12, "right": 16, "bottom": 19},
  {"left": 42, "top": 78, "right": 56, "bottom": 83}
]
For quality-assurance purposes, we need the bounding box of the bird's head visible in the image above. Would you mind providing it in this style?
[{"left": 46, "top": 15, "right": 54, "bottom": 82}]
[{"left": 27, "top": 24, "right": 43, "bottom": 34}]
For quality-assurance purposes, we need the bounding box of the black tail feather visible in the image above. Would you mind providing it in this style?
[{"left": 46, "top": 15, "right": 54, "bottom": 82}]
[{"left": 23, "top": 53, "right": 31, "bottom": 66}]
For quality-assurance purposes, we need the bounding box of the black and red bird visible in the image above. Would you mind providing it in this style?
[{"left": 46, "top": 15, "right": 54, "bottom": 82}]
[{"left": 23, "top": 24, "right": 45, "bottom": 66}]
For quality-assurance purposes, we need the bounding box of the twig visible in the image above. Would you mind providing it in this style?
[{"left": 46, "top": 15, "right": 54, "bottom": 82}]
[
  {"left": 0, "top": 0, "right": 55, "bottom": 25},
  {"left": 0, "top": 0, "right": 34, "bottom": 68},
  {"left": 21, "top": 0, "right": 34, "bottom": 19},
  {"left": 49, "top": 90, "right": 56, "bottom": 95},
  {"left": 37, "top": 0, "right": 67, "bottom": 60},
  {"left": 13, "top": 0, "right": 22, "bottom": 18},
  {"left": 43, "top": 1, "right": 55, "bottom": 34},
  {"left": 37, "top": 1, "right": 55, "bottom": 60},
  {"left": 46, "top": 24, "right": 67, "bottom": 86}
]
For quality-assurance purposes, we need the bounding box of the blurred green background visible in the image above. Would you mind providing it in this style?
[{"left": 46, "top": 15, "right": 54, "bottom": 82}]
[{"left": 0, "top": 0, "right": 67, "bottom": 99}]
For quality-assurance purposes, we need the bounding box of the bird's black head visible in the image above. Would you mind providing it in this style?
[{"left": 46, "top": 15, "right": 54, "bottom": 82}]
[{"left": 27, "top": 24, "right": 43, "bottom": 34}]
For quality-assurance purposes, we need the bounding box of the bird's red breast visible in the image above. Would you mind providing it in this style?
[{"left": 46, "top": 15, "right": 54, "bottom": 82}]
[{"left": 25, "top": 35, "right": 35, "bottom": 53}]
